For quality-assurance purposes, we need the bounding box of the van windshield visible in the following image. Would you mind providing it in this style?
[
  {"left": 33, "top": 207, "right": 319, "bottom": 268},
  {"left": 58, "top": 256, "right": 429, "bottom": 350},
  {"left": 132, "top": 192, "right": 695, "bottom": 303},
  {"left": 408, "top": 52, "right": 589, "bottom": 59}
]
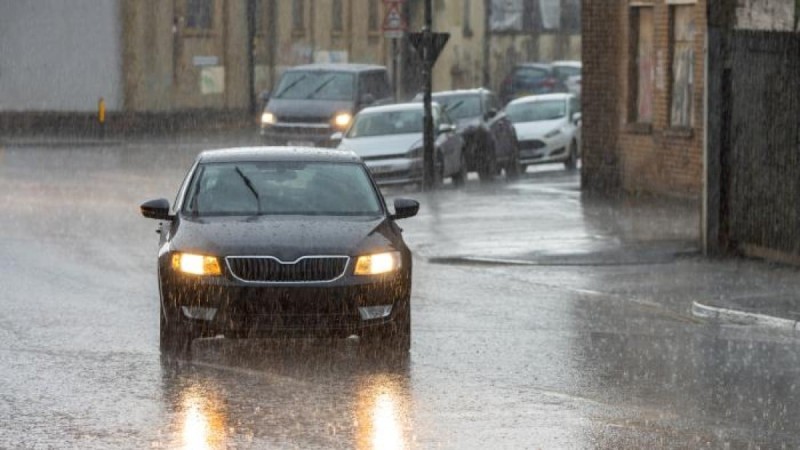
[{"left": 272, "top": 71, "right": 355, "bottom": 101}]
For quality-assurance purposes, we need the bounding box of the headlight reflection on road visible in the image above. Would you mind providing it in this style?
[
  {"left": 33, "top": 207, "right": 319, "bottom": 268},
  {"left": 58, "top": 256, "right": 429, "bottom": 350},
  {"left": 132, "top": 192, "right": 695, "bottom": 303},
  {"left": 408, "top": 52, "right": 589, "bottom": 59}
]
[
  {"left": 179, "top": 387, "right": 227, "bottom": 450},
  {"left": 356, "top": 374, "right": 408, "bottom": 450}
]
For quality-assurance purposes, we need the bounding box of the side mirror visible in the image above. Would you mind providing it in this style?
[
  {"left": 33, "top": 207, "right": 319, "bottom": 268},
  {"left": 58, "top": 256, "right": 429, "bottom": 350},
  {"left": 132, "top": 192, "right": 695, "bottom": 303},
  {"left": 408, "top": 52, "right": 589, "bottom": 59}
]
[
  {"left": 437, "top": 123, "right": 456, "bottom": 134},
  {"left": 392, "top": 198, "right": 419, "bottom": 220},
  {"left": 330, "top": 131, "right": 344, "bottom": 143},
  {"left": 572, "top": 112, "right": 582, "bottom": 124},
  {"left": 141, "top": 198, "right": 173, "bottom": 220},
  {"left": 360, "top": 93, "right": 376, "bottom": 106},
  {"left": 484, "top": 108, "right": 498, "bottom": 120}
]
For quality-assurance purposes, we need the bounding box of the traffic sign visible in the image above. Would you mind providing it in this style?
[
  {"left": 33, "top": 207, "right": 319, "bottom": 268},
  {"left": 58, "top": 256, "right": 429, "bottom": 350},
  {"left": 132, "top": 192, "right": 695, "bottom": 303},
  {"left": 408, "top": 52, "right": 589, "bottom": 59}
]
[
  {"left": 407, "top": 32, "right": 450, "bottom": 65},
  {"left": 382, "top": 2, "right": 406, "bottom": 39}
]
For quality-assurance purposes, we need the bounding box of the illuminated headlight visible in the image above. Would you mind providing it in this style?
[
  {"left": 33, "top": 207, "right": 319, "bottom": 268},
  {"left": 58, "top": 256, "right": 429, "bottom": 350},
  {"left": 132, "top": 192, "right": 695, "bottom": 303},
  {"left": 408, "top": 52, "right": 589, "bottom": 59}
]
[
  {"left": 171, "top": 253, "right": 222, "bottom": 276},
  {"left": 261, "top": 112, "right": 276, "bottom": 125},
  {"left": 544, "top": 128, "right": 561, "bottom": 138},
  {"left": 354, "top": 251, "right": 401, "bottom": 276},
  {"left": 333, "top": 113, "right": 352, "bottom": 128}
]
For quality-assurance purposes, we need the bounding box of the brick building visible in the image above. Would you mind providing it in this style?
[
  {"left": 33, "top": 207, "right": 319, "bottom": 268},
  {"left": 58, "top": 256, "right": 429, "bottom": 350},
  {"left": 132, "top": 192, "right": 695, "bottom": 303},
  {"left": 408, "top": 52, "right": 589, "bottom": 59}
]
[{"left": 581, "top": 0, "right": 706, "bottom": 198}]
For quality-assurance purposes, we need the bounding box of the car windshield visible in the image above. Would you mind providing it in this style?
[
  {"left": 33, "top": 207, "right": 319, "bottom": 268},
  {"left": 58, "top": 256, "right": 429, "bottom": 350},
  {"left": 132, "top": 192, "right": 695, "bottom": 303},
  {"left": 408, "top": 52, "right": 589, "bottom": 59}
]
[
  {"left": 272, "top": 71, "right": 355, "bottom": 101},
  {"left": 346, "top": 109, "right": 423, "bottom": 138},
  {"left": 433, "top": 95, "right": 482, "bottom": 120},
  {"left": 182, "top": 161, "right": 382, "bottom": 216},
  {"left": 505, "top": 100, "right": 567, "bottom": 123}
]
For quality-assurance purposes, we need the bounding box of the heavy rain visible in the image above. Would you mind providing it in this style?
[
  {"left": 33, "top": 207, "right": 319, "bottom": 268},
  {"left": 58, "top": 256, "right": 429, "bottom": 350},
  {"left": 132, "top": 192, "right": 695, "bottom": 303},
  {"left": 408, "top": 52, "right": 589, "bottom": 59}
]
[{"left": 2, "top": 1, "right": 800, "bottom": 449}]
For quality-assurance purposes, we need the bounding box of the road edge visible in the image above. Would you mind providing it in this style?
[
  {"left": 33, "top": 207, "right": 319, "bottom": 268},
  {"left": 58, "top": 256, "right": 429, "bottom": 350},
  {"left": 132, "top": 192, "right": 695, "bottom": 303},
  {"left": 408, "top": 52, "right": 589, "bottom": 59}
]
[{"left": 691, "top": 300, "right": 800, "bottom": 331}]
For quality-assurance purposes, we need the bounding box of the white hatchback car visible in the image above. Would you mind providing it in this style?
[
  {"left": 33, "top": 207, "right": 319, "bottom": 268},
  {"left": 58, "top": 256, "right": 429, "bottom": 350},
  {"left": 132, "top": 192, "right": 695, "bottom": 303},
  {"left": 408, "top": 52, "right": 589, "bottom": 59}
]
[{"left": 505, "top": 93, "right": 581, "bottom": 171}]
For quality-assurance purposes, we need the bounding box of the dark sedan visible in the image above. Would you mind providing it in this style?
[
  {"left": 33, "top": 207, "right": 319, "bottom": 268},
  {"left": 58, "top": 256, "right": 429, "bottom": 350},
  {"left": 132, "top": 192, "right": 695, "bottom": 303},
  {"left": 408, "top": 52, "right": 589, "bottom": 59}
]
[
  {"left": 416, "top": 89, "right": 520, "bottom": 181},
  {"left": 499, "top": 63, "right": 569, "bottom": 105},
  {"left": 140, "top": 147, "right": 419, "bottom": 356}
]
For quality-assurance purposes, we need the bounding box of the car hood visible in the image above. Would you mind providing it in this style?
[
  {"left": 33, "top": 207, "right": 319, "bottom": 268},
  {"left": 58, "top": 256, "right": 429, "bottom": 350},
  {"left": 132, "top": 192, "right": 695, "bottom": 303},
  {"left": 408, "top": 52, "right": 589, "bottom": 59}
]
[
  {"left": 455, "top": 117, "right": 481, "bottom": 131},
  {"left": 512, "top": 118, "right": 566, "bottom": 139},
  {"left": 339, "top": 133, "right": 422, "bottom": 158},
  {"left": 265, "top": 98, "right": 353, "bottom": 120},
  {"left": 171, "top": 215, "right": 397, "bottom": 261}
]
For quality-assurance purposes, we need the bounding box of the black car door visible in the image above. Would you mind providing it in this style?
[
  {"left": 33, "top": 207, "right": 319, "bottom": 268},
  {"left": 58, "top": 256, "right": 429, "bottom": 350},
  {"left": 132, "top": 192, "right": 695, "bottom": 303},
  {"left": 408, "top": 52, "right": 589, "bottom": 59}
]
[{"left": 485, "top": 92, "right": 517, "bottom": 164}]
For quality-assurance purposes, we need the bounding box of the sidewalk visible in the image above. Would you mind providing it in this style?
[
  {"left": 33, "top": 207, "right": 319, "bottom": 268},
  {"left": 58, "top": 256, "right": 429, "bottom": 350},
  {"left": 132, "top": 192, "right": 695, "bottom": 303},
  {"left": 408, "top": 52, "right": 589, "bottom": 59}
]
[{"left": 403, "top": 178, "right": 800, "bottom": 332}]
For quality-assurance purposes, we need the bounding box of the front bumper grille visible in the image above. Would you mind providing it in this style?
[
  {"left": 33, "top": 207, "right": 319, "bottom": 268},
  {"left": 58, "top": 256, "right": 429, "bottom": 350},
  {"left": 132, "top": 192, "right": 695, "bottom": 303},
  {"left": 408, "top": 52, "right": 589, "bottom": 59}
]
[
  {"left": 226, "top": 256, "right": 350, "bottom": 283},
  {"left": 519, "top": 139, "right": 546, "bottom": 150}
]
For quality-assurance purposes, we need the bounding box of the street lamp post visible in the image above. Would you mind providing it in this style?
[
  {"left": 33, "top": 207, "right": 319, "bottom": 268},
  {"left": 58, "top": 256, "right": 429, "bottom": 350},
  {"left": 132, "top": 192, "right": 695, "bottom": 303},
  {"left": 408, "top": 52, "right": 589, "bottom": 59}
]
[{"left": 422, "top": 0, "right": 435, "bottom": 190}]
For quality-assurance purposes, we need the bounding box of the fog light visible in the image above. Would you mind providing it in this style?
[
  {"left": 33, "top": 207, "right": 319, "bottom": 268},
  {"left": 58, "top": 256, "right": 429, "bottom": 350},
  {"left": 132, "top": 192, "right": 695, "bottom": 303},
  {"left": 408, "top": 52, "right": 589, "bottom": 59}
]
[
  {"left": 358, "top": 305, "right": 393, "bottom": 320},
  {"left": 181, "top": 306, "right": 217, "bottom": 321}
]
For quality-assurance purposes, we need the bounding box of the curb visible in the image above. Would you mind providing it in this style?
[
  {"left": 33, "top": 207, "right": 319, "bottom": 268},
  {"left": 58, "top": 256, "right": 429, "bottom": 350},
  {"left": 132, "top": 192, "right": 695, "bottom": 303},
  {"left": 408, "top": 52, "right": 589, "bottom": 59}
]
[{"left": 691, "top": 301, "right": 800, "bottom": 331}]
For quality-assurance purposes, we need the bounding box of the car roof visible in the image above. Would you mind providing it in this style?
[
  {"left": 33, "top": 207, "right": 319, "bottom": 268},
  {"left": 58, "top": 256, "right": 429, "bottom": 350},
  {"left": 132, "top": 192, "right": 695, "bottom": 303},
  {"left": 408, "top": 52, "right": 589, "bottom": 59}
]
[
  {"left": 514, "top": 63, "right": 554, "bottom": 70},
  {"left": 507, "top": 93, "right": 574, "bottom": 105},
  {"left": 551, "top": 60, "right": 582, "bottom": 68},
  {"left": 284, "top": 63, "right": 387, "bottom": 73},
  {"left": 198, "top": 147, "right": 362, "bottom": 164},
  {"left": 359, "top": 102, "right": 435, "bottom": 114},
  {"left": 432, "top": 88, "right": 492, "bottom": 97}
]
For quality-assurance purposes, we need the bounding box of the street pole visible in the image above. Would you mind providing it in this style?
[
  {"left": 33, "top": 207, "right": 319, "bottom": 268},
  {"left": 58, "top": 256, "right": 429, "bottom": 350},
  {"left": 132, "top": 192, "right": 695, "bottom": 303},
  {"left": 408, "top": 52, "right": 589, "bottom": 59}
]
[{"left": 422, "top": 0, "right": 435, "bottom": 190}]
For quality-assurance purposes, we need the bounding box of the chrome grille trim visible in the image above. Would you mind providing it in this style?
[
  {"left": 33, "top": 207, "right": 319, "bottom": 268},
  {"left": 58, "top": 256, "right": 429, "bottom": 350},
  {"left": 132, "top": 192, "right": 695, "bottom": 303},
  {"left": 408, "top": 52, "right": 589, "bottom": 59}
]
[{"left": 225, "top": 255, "right": 350, "bottom": 284}]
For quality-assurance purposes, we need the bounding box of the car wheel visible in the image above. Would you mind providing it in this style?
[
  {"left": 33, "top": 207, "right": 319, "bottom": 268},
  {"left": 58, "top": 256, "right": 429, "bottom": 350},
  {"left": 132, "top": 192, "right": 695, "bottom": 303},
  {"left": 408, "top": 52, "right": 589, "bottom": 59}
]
[
  {"left": 505, "top": 143, "right": 521, "bottom": 181},
  {"left": 452, "top": 151, "right": 468, "bottom": 187},
  {"left": 159, "top": 302, "right": 198, "bottom": 357},
  {"left": 564, "top": 141, "right": 578, "bottom": 171}
]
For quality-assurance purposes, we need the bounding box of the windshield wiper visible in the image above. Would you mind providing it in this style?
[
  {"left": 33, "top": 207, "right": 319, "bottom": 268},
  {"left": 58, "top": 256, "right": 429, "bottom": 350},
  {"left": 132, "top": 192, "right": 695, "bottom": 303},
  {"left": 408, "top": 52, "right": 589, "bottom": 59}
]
[
  {"left": 305, "top": 75, "right": 336, "bottom": 99},
  {"left": 444, "top": 100, "right": 464, "bottom": 114},
  {"left": 234, "top": 166, "right": 262, "bottom": 213},
  {"left": 274, "top": 74, "right": 307, "bottom": 98}
]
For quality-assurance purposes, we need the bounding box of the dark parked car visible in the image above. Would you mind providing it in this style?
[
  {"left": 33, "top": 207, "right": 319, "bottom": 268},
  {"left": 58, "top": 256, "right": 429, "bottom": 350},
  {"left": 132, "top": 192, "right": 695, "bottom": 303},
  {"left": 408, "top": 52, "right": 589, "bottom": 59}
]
[
  {"left": 140, "top": 147, "right": 419, "bottom": 356},
  {"left": 499, "top": 63, "right": 569, "bottom": 105},
  {"left": 427, "top": 89, "right": 520, "bottom": 181},
  {"left": 260, "top": 64, "right": 393, "bottom": 147}
]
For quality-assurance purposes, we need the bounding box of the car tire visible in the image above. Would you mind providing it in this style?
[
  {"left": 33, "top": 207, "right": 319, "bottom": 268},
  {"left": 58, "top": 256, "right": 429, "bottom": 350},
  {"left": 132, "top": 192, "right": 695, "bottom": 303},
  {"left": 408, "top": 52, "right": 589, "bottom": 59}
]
[
  {"left": 564, "top": 141, "right": 578, "bottom": 171},
  {"left": 505, "top": 143, "right": 521, "bottom": 181},
  {"left": 452, "top": 151, "right": 468, "bottom": 187}
]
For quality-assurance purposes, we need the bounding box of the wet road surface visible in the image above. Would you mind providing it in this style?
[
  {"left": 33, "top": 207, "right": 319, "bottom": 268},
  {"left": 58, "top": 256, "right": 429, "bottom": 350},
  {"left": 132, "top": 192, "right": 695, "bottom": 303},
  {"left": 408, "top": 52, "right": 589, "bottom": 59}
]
[{"left": 1, "top": 136, "right": 800, "bottom": 448}]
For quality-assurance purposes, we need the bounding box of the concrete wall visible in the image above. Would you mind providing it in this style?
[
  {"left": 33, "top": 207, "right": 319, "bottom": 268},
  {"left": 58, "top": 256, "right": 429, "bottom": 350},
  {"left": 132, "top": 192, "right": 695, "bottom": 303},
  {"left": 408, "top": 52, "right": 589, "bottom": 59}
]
[
  {"left": 0, "top": 0, "right": 123, "bottom": 112},
  {"left": 736, "top": 0, "right": 798, "bottom": 31}
]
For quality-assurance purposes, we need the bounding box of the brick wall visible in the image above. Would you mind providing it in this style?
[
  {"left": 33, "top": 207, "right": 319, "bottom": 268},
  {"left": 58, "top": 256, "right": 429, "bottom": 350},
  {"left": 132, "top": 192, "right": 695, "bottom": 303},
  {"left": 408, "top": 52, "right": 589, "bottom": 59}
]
[{"left": 582, "top": 0, "right": 706, "bottom": 199}]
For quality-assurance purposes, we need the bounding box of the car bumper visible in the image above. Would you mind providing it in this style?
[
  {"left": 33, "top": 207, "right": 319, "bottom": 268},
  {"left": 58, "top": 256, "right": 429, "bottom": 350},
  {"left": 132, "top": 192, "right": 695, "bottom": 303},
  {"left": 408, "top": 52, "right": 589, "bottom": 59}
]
[
  {"left": 364, "top": 157, "right": 423, "bottom": 186},
  {"left": 161, "top": 269, "right": 410, "bottom": 337},
  {"left": 518, "top": 138, "right": 567, "bottom": 165},
  {"left": 260, "top": 124, "right": 339, "bottom": 148}
]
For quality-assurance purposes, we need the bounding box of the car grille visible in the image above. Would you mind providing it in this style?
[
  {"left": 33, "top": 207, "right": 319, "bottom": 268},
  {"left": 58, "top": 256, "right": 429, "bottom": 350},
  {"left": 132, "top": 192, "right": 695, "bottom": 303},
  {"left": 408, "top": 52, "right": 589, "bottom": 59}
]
[
  {"left": 278, "top": 115, "right": 330, "bottom": 124},
  {"left": 226, "top": 256, "right": 349, "bottom": 283},
  {"left": 519, "top": 139, "right": 546, "bottom": 150}
]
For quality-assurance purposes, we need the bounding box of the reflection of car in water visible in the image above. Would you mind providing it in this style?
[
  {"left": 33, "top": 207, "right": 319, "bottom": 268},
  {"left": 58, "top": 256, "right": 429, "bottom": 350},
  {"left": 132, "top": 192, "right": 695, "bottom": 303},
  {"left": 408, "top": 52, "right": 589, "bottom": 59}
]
[
  {"left": 259, "top": 64, "right": 393, "bottom": 147},
  {"left": 427, "top": 89, "right": 521, "bottom": 181},
  {"left": 336, "top": 102, "right": 467, "bottom": 188},
  {"left": 505, "top": 93, "right": 582, "bottom": 170},
  {"left": 140, "top": 147, "right": 419, "bottom": 356}
]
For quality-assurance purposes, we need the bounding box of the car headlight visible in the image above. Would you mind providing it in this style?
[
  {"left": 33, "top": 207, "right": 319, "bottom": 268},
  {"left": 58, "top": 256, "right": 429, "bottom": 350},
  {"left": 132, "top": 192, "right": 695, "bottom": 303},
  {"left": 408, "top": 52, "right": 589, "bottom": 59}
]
[
  {"left": 333, "top": 113, "right": 352, "bottom": 129},
  {"left": 544, "top": 128, "right": 561, "bottom": 139},
  {"left": 172, "top": 253, "right": 222, "bottom": 276},
  {"left": 261, "top": 112, "right": 276, "bottom": 125},
  {"left": 354, "top": 251, "right": 401, "bottom": 276}
]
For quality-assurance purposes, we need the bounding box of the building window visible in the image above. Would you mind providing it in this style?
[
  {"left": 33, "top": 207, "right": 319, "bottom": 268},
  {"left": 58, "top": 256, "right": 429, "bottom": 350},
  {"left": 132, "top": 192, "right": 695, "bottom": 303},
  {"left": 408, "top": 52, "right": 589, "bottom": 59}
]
[
  {"left": 463, "top": 0, "right": 473, "bottom": 36},
  {"left": 368, "top": 1, "right": 379, "bottom": 32},
  {"left": 186, "top": 0, "right": 213, "bottom": 29},
  {"left": 293, "top": 0, "right": 305, "bottom": 31},
  {"left": 670, "top": 5, "right": 695, "bottom": 128},
  {"left": 630, "top": 6, "right": 654, "bottom": 124},
  {"left": 333, "top": 0, "right": 343, "bottom": 32}
]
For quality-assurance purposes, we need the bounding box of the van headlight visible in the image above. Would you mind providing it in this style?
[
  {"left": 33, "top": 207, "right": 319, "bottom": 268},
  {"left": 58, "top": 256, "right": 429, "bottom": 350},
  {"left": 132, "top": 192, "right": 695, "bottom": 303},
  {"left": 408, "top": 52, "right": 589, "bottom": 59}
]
[
  {"left": 261, "top": 112, "right": 276, "bottom": 125},
  {"left": 333, "top": 113, "right": 352, "bottom": 129},
  {"left": 354, "top": 251, "right": 401, "bottom": 276}
]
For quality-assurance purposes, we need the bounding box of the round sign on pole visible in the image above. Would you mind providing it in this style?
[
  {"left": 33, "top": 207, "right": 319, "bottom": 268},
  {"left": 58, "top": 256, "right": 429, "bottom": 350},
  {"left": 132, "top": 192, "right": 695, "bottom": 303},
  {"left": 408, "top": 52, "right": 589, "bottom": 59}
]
[{"left": 382, "top": 1, "right": 406, "bottom": 39}]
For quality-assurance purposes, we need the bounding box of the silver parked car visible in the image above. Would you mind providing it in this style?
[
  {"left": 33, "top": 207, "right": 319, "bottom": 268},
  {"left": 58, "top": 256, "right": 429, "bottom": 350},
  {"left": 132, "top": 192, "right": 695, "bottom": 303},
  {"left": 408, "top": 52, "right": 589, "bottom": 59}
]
[
  {"left": 552, "top": 60, "right": 582, "bottom": 98},
  {"left": 335, "top": 103, "right": 467, "bottom": 188},
  {"left": 505, "top": 93, "right": 582, "bottom": 171}
]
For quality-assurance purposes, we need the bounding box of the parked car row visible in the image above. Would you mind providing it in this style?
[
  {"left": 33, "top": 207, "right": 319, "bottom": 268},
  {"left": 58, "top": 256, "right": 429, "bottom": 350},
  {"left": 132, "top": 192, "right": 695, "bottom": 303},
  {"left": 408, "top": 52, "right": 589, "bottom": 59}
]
[{"left": 259, "top": 62, "right": 582, "bottom": 188}]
